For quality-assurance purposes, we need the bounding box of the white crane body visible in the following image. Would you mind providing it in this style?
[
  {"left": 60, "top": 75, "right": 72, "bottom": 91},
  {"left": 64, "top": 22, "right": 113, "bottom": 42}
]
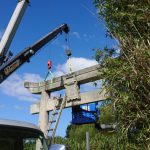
[{"left": 0, "top": 0, "right": 29, "bottom": 59}]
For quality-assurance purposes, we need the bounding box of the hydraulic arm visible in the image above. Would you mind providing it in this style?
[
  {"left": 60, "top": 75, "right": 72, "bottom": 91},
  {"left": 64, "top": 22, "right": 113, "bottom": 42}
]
[
  {"left": 0, "top": 23, "right": 69, "bottom": 83},
  {"left": 0, "top": 0, "right": 30, "bottom": 65}
]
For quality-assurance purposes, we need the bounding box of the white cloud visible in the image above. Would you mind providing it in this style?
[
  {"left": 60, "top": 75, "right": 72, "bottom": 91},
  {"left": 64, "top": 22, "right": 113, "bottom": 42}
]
[
  {"left": 83, "top": 33, "right": 87, "bottom": 37},
  {"left": 14, "top": 105, "right": 24, "bottom": 110},
  {"left": 54, "top": 57, "right": 98, "bottom": 77},
  {"left": 53, "top": 57, "right": 99, "bottom": 94},
  {"left": 71, "top": 31, "right": 95, "bottom": 42},
  {"left": 72, "top": 32, "right": 80, "bottom": 39},
  {"left": 83, "top": 33, "right": 95, "bottom": 39},
  {"left": 0, "top": 57, "right": 99, "bottom": 101},
  {"left": 0, "top": 73, "right": 43, "bottom": 102},
  {"left": 23, "top": 73, "right": 43, "bottom": 82}
]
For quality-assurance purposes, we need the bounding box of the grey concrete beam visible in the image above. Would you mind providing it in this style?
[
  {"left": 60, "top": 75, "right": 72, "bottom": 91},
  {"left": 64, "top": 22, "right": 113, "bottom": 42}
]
[
  {"left": 24, "top": 64, "right": 101, "bottom": 94},
  {"left": 30, "top": 89, "right": 107, "bottom": 114}
]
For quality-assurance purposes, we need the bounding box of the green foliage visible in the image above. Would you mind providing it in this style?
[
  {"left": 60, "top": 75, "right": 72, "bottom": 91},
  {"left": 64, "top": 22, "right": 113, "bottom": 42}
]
[
  {"left": 100, "top": 100, "right": 115, "bottom": 124},
  {"left": 52, "top": 1, "right": 150, "bottom": 149},
  {"left": 23, "top": 140, "right": 36, "bottom": 150},
  {"left": 94, "top": 0, "right": 149, "bottom": 41},
  {"left": 93, "top": 0, "right": 150, "bottom": 149},
  {"left": 53, "top": 124, "right": 117, "bottom": 150}
]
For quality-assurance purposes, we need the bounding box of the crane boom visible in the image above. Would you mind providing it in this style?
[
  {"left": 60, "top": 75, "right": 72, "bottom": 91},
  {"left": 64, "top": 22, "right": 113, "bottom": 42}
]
[
  {"left": 0, "top": 23, "right": 69, "bottom": 83},
  {"left": 0, "top": 0, "right": 29, "bottom": 65}
]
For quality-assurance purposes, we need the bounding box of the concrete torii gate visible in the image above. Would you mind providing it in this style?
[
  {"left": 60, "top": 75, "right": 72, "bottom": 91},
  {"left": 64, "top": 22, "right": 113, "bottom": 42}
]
[{"left": 24, "top": 64, "right": 108, "bottom": 137}]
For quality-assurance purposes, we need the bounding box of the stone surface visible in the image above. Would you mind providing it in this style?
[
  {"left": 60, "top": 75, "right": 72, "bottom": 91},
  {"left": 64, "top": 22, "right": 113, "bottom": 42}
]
[
  {"left": 24, "top": 64, "right": 101, "bottom": 94},
  {"left": 30, "top": 89, "right": 107, "bottom": 114}
]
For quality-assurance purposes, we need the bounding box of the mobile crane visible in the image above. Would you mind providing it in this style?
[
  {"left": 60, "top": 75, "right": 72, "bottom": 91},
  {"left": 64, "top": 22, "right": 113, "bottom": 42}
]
[
  {"left": 0, "top": 0, "right": 69, "bottom": 83},
  {"left": 0, "top": 0, "right": 29, "bottom": 65},
  {"left": 0, "top": 23, "right": 69, "bottom": 83},
  {"left": 0, "top": 1, "right": 69, "bottom": 149}
]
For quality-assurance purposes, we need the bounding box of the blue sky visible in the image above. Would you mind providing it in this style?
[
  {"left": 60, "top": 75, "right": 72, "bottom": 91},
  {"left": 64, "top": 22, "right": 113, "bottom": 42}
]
[{"left": 0, "top": 0, "right": 116, "bottom": 137}]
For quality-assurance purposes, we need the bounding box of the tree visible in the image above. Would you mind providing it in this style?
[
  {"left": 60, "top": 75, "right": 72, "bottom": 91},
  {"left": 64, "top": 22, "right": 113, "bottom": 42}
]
[
  {"left": 93, "top": 0, "right": 150, "bottom": 149},
  {"left": 53, "top": 124, "right": 117, "bottom": 150}
]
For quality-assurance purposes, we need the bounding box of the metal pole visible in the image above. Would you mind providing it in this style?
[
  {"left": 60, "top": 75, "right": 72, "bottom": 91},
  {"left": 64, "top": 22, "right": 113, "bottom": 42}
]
[{"left": 86, "top": 132, "right": 90, "bottom": 150}]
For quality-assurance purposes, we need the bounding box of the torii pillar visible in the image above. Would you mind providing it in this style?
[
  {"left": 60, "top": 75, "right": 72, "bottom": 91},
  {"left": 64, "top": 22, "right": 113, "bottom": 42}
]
[{"left": 38, "top": 90, "right": 49, "bottom": 138}]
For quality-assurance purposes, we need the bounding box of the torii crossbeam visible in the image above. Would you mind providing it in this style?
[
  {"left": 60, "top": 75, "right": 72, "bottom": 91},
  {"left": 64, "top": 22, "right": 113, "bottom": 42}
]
[{"left": 24, "top": 64, "right": 108, "bottom": 138}]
